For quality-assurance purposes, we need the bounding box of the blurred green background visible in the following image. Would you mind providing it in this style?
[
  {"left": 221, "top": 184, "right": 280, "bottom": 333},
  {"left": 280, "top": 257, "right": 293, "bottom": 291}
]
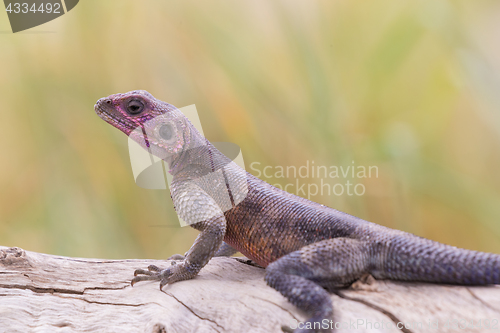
[{"left": 1, "top": 0, "right": 500, "bottom": 259}]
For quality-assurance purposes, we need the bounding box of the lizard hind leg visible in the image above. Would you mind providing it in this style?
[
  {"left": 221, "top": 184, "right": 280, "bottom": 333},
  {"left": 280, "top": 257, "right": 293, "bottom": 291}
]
[{"left": 265, "top": 237, "right": 370, "bottom": 333}]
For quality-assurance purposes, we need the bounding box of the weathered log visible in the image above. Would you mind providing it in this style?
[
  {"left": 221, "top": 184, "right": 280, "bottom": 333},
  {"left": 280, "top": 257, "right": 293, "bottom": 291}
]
[{"left": 0, "top": 246, "right": 499, "bottom": 333}]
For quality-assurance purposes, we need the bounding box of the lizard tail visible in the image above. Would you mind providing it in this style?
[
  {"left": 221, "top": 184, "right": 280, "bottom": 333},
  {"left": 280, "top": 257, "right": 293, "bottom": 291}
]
[{"left": 378, "top": 235, "right": 500, "bottom": 285}]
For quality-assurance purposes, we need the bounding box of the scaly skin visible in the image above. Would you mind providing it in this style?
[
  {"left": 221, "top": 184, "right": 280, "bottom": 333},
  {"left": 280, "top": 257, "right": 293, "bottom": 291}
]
[{"left": 95, "top": 90, "right": 500, "bottom": 333}]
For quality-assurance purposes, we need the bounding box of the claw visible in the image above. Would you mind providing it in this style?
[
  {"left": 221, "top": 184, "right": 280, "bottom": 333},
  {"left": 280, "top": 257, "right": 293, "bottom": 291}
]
[{"left": 160, "top": 278, "right": 168, "bottom": 290}]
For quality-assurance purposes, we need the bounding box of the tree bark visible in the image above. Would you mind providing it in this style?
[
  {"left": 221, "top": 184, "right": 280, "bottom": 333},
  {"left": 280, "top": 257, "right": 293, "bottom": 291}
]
[{"left": 0, "top": 246, "right": 499, "bottom": 333}]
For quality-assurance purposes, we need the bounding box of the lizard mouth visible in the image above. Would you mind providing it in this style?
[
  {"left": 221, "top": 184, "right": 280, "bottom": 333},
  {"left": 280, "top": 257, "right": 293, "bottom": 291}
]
[
  {"left": 94, "top": 101, "right": 138, "bottom": 136},
  {"left": 95, "top": 101, "right": 162, "bottom": 151}
]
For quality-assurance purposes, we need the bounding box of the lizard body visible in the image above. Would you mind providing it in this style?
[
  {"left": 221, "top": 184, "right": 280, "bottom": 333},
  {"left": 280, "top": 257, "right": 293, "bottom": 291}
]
[{"left": 95, "top": 90, "right": 500, "bottom": 333}]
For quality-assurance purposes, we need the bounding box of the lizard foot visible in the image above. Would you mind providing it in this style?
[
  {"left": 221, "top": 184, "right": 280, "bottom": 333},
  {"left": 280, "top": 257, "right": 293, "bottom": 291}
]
[
  {"left": 131, "top": 260, "right": 199, "bottom": 289},
  {"left": 131, "top": 263, "right": 175, "bottom": 289}
]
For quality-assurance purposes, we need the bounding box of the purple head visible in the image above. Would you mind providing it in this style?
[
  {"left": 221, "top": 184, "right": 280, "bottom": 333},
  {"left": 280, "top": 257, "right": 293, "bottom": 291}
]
[{"left": 95, "top": 90, "right": 198, "bottom": 165}]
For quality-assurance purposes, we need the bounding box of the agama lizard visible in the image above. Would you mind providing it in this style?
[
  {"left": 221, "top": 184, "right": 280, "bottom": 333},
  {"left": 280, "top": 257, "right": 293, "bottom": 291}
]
[{"left": 95, "top": 90, "right": 500, "bottom": 333}]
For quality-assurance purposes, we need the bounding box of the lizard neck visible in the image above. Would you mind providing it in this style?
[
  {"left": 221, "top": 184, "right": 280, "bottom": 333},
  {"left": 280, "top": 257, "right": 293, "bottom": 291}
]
[{"left": 167, "top": 125, "right": 222, "bottom": 177}]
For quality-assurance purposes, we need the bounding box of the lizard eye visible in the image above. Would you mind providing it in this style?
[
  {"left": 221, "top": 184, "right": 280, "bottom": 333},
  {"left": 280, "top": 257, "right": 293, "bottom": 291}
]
[
  {"left": 127, "top": 100, "right": 144, "bottom": 114},
  {"left": 159, "top": 124, "right": 174, "bottom": 141}
]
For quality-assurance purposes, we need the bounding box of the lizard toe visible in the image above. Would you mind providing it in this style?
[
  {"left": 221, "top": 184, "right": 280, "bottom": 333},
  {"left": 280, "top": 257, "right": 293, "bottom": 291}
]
[
  {"left": 132, "top": 264, "right": 172, "bottom": 287},
  {"left": 167, "top": 253, "right": 185, "bottom": 260},
  {"left": 131, "top": 274, "right": 161, "bottom": 286},
  {"left": 147, "top": 264, "right": 162, "bottom": 272}
]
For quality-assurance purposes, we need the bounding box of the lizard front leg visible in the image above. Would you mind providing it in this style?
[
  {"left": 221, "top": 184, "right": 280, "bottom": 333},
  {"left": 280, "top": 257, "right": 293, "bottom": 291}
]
[
  {"left": 132, "top": 214, "right": 226, "bottom": 288},
  {"left": 132, "top": 172, "right": 231, "bottom": 288},
  {"left": 132, "top": 180, "right": 227, "bottom": 289},
  {"left": 265, "top": 238, "right": 370, "bottom": 333}
]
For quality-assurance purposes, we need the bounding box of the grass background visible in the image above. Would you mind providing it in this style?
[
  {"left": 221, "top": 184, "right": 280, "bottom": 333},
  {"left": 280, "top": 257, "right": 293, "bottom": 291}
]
[{"left": 1, "top": 0, "right": 500, "bottom": 259}]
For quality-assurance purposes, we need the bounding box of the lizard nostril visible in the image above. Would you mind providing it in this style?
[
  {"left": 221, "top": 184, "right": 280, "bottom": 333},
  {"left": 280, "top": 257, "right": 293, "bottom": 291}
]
[{"left": 106, "top": 99, "right": 112, "bottom": 105}]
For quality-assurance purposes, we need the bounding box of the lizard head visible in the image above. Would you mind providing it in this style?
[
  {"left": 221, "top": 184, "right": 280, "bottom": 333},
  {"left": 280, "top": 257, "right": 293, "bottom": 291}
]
[{"left": 95, "top": 90, "right": 200, "bottom": 165}]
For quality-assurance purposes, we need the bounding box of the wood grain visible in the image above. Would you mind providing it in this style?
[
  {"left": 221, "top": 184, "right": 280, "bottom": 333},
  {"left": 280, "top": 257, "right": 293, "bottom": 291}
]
[{"left": 0, "top": 246, "right": 499, "bottom": 333}]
